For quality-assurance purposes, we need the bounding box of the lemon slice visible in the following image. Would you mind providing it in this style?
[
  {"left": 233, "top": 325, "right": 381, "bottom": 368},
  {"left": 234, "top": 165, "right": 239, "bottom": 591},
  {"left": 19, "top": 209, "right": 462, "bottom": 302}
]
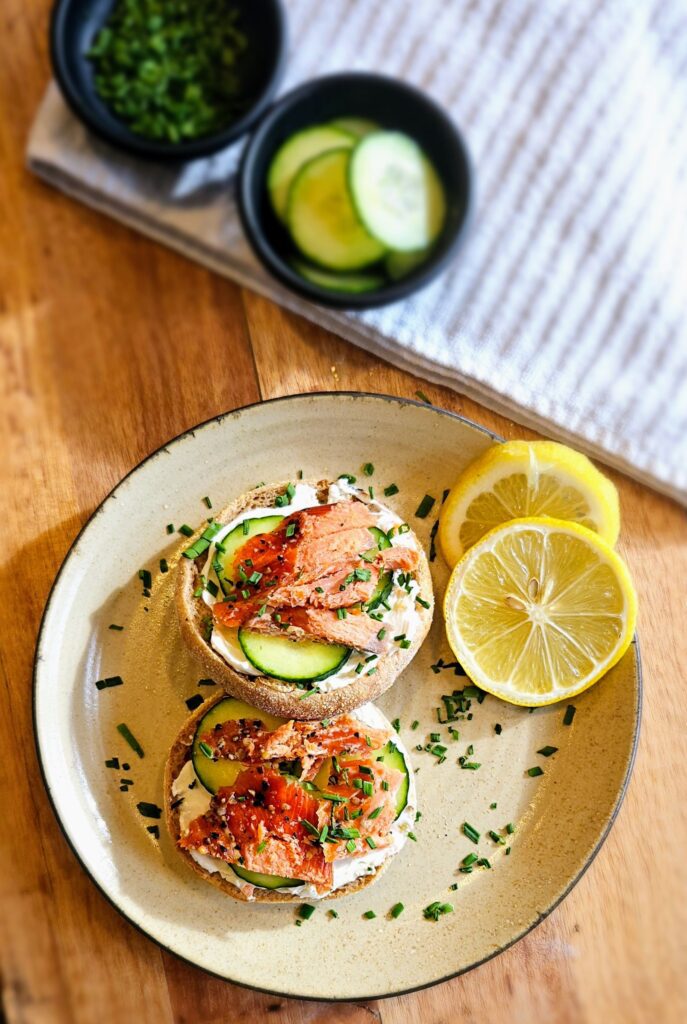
[
  {"left": 439, "top": 441, "right": 620, "bottom": 566},
  {"left": 443, "top": 518, "right": 637, "bottom": 706}
]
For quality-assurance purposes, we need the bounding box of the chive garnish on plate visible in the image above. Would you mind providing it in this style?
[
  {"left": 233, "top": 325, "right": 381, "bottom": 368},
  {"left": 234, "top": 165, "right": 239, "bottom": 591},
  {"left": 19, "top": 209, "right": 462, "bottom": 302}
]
[
  {"left": 185, "top": 694, "right": 203, "bottom": 712},
  {"left": 527, "top": 766, "right": 544, "bottom": 777},
  {"left": 116, "top": 723, "right": 144, "bottom": 758},
  {"left": 362, "top": 463, "right": 374, "bottom": 476},
  {"left": 537, "top": 745, "right": 558, "bottom": 757},
  {"left": 563, "top": 705, "right": 577, "bottom": 726},
  {"left": 383, "top": 483, "right": 399, "bottom": 496},
  {"left": 95, "top": 675, "right": 124, "bottom": 690},
  {"left": 415, "top": 494, "right": 435, "bottom": 519},
  {"left": 391, "top": 902, "right": 404, "bottom": 918},
  {"left": 136, "top": 802, "right": 162, "bottom": 819},
  {"left": 415, "top": 390, "right": 432, "bottom": 404},
  {"left": 462, "top": 821, "right": 480, "bottom": 844},
  {"left": 363, "top": 910, "right": 376, "bottom": 920},
  {"left": 299, "top": 905, "right": 315, "bottom": 920},
  {"left": 178, "top": 524, "right": 193, "bottom": 537},
  {"left": 108, "top": 623, "right": 124, "bottom": 631}
]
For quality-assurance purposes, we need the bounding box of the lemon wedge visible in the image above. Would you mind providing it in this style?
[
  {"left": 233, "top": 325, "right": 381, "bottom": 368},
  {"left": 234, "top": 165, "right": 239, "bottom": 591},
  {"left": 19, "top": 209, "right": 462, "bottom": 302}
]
[
  {"left": 439, "top": 441, "right": 620, "bottom": 566},
  {"left": 443, "top": 518, "right": 637, "bottom": 706}
]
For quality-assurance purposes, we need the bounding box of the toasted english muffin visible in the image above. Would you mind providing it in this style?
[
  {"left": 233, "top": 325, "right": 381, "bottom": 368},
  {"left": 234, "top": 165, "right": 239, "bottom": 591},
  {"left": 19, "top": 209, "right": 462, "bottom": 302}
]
[{"left": 176, "top": 478, "right": 433, "bottom": 720}]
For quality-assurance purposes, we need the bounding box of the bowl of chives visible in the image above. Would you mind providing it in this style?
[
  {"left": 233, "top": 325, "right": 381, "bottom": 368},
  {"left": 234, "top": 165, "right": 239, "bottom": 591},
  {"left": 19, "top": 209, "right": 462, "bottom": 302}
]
[{"left": 50, "top": 0, "right": 287, "bottom": 161}]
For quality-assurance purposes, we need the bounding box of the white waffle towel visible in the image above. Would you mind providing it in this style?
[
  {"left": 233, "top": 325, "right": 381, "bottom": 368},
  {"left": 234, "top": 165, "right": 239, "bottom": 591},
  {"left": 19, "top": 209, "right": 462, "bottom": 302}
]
[{"left": 27, "top": 0, "right": 687, "bottom": 504}]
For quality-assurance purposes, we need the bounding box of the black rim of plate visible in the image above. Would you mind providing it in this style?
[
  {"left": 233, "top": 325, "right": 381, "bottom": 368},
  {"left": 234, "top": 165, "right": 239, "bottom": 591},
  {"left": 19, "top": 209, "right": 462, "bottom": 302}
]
[{"left": 32, "top": 391, "right": 642, "bottom": 1001}]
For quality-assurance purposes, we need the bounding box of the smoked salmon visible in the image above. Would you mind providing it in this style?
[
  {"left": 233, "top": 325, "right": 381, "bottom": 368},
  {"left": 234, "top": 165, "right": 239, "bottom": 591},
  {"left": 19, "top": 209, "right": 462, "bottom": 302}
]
[
  {"left": 212, "top": 500, "right": 419, "bottom": 652},
  {"left": 180, "top": 715, "right": 404, "bottom": 891}
]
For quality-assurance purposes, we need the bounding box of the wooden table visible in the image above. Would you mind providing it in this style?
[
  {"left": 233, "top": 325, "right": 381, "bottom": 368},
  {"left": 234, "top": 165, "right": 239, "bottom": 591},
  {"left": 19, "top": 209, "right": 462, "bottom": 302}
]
[{"left": 2, "top": 9, "right": 687, "bottom": 1023}]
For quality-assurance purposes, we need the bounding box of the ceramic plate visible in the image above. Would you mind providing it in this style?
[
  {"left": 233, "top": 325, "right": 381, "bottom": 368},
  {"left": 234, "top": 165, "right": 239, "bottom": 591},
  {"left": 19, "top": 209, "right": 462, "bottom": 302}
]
[{"left": 34, "top": 393, "right": 641, "bottom": 1001}]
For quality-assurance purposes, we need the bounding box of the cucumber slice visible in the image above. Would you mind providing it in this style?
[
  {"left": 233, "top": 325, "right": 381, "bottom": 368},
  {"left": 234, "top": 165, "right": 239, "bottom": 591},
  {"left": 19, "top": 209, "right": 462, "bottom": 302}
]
[
  {"left": 238, "top": 629, "right": 350, "bottom": 682},
  {"left": 192, "top": 697, "right": 286, "bottom": 794},
  {"left": 267, "top": 125, "right": 355, "bottom": 222},
  {"left": 287, "top": 149, "right": 387, "bottom": 271},
  {"left": 349, "top": 131, "right": 446, "bottom": 251},
  {"left": 291, "top": 259, "right": 384, "bottom": 294},
  {"left": 375, "top": 740, "right": 410, "bottom": 817},
  {"left": 231, "top": 863, "right": 303, "bottom": 889},
  {"left": 329, "top": 117, "right": 379, "bottom": 138},
  {"left": 385, "top": 246, "right": 431, "bottom": 280},
  {"left": 214, "top": 515, "right": 283, "bottom": 589}
]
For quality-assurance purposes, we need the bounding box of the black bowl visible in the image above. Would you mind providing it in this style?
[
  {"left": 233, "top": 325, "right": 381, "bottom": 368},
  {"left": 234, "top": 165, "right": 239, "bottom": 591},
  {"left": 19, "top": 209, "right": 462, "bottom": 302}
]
[
  {"left": 238, "top": 73, "right": 473, "bottom": 310},
  {"left": 50, "top": 0, "right": 287, "bottom": 161}
]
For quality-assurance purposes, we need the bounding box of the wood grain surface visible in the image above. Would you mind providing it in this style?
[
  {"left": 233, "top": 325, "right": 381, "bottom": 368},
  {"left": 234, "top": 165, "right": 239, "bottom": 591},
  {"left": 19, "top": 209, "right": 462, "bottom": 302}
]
[{"left": 2, "top": 7, "right": 687, "bottom": 1022}]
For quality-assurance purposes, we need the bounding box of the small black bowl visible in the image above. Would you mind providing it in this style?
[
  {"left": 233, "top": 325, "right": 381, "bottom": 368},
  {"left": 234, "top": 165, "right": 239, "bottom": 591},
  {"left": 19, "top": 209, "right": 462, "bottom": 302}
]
[
  {"left": 50, "top": 0, "right": 287, "bottom": 161},
  {"left": 238, "top": 72, "right": 473, "bottom": 310}
]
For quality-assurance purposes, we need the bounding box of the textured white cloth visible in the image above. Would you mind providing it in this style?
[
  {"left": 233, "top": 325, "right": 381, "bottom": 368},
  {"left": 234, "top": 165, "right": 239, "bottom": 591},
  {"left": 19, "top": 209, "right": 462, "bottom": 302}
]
[{"left": 27, "top": 0, "right": 687, "bottom": 504}]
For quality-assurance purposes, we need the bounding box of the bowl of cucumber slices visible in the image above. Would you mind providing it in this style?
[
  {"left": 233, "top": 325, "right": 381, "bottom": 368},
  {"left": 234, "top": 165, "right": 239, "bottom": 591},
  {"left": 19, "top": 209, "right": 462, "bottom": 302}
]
[{"left": 238, "top": 72, "right": 473, "bottom": 308}]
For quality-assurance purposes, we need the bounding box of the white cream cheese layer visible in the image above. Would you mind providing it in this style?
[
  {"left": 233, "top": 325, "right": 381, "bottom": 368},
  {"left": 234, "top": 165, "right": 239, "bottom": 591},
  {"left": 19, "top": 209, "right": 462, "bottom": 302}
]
[
  {"left": 199, "top": 479, "right": 425, "bottom": 690},
  {"left": 172, "top": 702, "right": 417, "bottom": 901}
]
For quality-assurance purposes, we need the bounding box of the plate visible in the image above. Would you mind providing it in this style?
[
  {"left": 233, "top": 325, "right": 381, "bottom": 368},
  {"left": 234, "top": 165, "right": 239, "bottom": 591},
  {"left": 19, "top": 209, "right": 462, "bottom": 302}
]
[{"left": 34, "top": 393, "right": 641, "bottom": 1000}]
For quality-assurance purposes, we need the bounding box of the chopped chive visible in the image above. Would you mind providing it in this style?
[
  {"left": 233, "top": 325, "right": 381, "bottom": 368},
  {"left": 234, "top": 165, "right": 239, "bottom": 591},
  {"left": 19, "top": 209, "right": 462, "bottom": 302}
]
[
  {"left": 365, "top": 837, "right": 377, "bottom": 850},
  {"left": 411, "top": 720, "right": 419, "bottom": 730},
  {"left": 159, "top": 558, "right": 169, "bottom": 574},
  {"left": 527, "top": 766, "right": 544, "bottom": 777},
  {"left": 462, "top": 821, "right": 480, "bottom": 844},
  {"left": 488, "top": 830, "right": 506, "bottom": 845},
  {"left": 300, "top": 820, "right": 320, "bottom": 839},
  {"left": 178, "top": 524, "right": 193, "bottom": 537},
  {"left": 449, "top": 883, "right": 459, "bottom": 891},
  {"left": 363, "top": 910, "right": 376, "bottom": 920},
  {"left": 285, "top": 522, "right": 297, "bottom": 538},
  {"left": 203, "top": 496, "right": 212, "bottom": 509},
  {"left": 136, "top": 801, "right": 161, "bottom": 819},
  {"left": 95, "top": 675, "right": 124, "bottom": 690},
  {"left": 398, "top": 523, "right": 410, "bottom": 534},
  {"left": 104, "top": 757, "right": 119, "bottom": 769},
  {"left": 462, "top": 852, "right": 479, "bottom": 867},
  {"left": 166, "top": 523, "right": 174, "bottom": 534},
  {"left": 248, "top": 571, "right": 263, "bottom": 585},
  {"left": 328, "top": 909, "right": 338, "bottom": 919},
  {"left": 407, "top": 831, "right": 417, "bottom": 841},
  {"left": 391, "top": 718, "right": 400, "bottom": 732},
  {"left": 415, "top": 494, "right": 435, "bottom": 519},
  {"left": 416, "top": 596, "right": 431, "bottom": 609},
  {"left": 116, "top": 723, "right": 144, "bottom": 758},
  {"left": 390, "top": 902, "right": 405, "bottom": 918},
  {"left": 256, "top": 840, "right": 267, "bottom": 854},
  {"left": 198, "top": 741, "right": 214, "bottom": 760},
  {"left": 299, "top": 905, "right": 315, "bottom": 920},
  {"left": 367, "top": 806, "right": 383, "bottom": 820},
  {"left": 138, "top": 568, "right": 152, "bottom": 589},
  {"left": 506, "top": 846, "right": 511, "bottom": 855},
  {"left": 563, "top": 704, "right": 577, "bottom": 726},
  {"left": 537, "top": 745, "right": 558, "bottom": 757},
  {"left": 368, "top": 485, "right": 375, "bottom": 499},
  {"left": 383, "top": 483, "right": 399, "bottom": 496},
  {"left": 477, "top": 857, "right": 491, "bottom": 869},
  {"left": 108, "top": 624, "right": 124, "bottom": 631},
  {"left": 490, "top": 802, "right": 497, "bottom": 810},
  {"left": 198, "top": 678, "right": 215, "bottom": 686},
  {"left": 362, "top": 781, "right": 374, "bottom": 797},
  {"left": 298, "top": 689, "right": 318, "bottom": 700},
  {"left": 185, "top": 694, "right": 203, "bottom": 712},
  {"left": 430, "top": 732, "right": 440, "bottom": 743},
  {"left": 399, "top": 638, "right": 411, "bottom": 649},
  {"left": 337, "top": 608, "right": 347, "bottom": 619},
  {"left": 506, "top": 822, "right": 516, "bottom": 834},
  {"left": 147, "top": 825, "right": 160, "bottom": 838},
  {"left": 423, "top": 901, "right": 453, "bottom": 921},
  {"left": 381, "top": 781, "right": 390, "bottom": 791},
  {"left": 362, "top": 463, "right": 374, "bottom": 476},
  {"left": 494, "top": 724, "right": 502, "bottom": 735},
  {"left": 286, "top": 482, "right": 296, "bottom": 500},
  {"left": 346, "top": 839, "right": 357, "bottom": 854}
]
